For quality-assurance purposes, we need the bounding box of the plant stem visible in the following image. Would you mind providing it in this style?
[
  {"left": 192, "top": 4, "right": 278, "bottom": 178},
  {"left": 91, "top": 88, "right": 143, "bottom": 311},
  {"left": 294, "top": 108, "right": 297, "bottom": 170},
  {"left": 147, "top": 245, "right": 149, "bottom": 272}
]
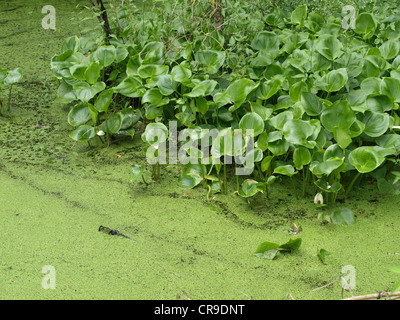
[
  {"left": 223, "top": 162, "right": 227, "bottom": 195},
  {"left": 290, "top": 176, "right": 299, "bottom": 200},
  {"left": 8, "top": 84, "right": 13, "bottom": 112},
  {"left": 234, "top": 162, "right": 239, "bottom": 192},
  {"left": 345, "top": 172, "right": 361, "bottom": 198},
  {"left": 141, "top": 174, "right": 148, "bottom": 186}
]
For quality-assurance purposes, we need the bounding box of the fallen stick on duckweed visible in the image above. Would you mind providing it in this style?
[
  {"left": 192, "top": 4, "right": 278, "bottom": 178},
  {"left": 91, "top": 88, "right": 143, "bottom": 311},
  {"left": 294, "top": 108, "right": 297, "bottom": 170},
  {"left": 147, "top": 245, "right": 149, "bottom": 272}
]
[{"left": 342, "top": 291, "right": 400, "bottom": 300}]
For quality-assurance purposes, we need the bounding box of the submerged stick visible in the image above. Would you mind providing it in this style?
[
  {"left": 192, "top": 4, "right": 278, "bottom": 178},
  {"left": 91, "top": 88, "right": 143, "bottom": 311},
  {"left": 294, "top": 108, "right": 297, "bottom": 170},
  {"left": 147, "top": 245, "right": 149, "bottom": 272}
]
[{"left": 98, "top": 225, "right": 136, "bottom": 242}]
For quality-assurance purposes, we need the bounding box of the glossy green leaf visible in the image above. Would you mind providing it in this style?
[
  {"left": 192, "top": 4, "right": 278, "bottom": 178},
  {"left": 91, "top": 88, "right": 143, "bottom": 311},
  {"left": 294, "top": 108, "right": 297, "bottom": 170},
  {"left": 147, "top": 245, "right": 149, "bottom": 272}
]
[
  {"left": 137, "top": 64, "right": 169, "bottom": 79},
  {"left": 316, "top": 68, "right": 348, "bottom": 93},
  {"left": 349, "top": 147, "right": 386, "bottom": 173},
  {"left": 94, "top": 45, "right": 116, "bottom": 67},
  {"left": 321, "top": 100, "right": 355, "bottom": 132},
  {"left": 68, "top": 103, "right": 91, "bottom": 126},
  {"left": 301, "top": 92, "right": 324, "bottom": 116},
  {"left": 279, "top": 238, "right": 302, "bottom": 251},
  {"left": 227, "top": 78, "right": 256, "bottom": 111},
  {"left": 314, "top": 34, "right": 343, "bottom": 61},
  {"left": 142, "top": 88, "right": 169, "bottom": 106},
  {"left": 355, "top": 13, "right": 377, "bottom": 39},
  {"left": 251, "top": 31, "right": 279, "bottom": 52},
  {"left": 73, "top": 81, "right": 106, "bottom": 102},
  {"left": 238, "top": 179, "right": 263, "bottom": 198},
  {"left": 291, "top": 5, "right": 307, "bottom": 26},
  {"left": 293, "top": 147, "right": 311, "bottom": 170},
  {"left": 94, "top": 88, "right": 114, "bottom": 112},
  {"left": 274, "top": 165, "right": 296, "bottom": 177},
  {"left": 362, "top": 111, "right": 390, "bottom": 137},
  {"left": 239, "top": 112, "right": 264, "bottom": 137},
  {"left": 84, "top": 61, "right": 100, "bottom": 85},
  {"left": 69, "top": 125, "right": 95, "bottom": 142},
  {"left": 114, "top": 76, "right": 144, "bottom": 98},
  {"left": 254, "top": 241, "right": 280, "bottom": 259},
  {"left": 99, "top": 112, "right": 123, "bottom": 134},
  {"left": 195, "top": 50, "right": 226, "bottom": 74}
]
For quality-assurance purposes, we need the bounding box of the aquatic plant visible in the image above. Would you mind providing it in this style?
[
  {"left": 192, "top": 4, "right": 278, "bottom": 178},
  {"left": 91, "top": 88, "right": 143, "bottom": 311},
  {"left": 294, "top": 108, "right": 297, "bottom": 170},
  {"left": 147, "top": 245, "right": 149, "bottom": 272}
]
[
  {"left": 51, "top": 0, "right": 400, "bottom": 208},
  {"left": 0, "top": 68, "right": 23, "bottom": 116}
]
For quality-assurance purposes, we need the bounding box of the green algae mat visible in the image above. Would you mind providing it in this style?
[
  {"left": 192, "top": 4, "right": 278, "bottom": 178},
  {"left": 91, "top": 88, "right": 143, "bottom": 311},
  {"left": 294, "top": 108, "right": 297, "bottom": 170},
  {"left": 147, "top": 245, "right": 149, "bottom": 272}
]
[{"left": 1, "top": 0, "right": 400, "bottom": 300}]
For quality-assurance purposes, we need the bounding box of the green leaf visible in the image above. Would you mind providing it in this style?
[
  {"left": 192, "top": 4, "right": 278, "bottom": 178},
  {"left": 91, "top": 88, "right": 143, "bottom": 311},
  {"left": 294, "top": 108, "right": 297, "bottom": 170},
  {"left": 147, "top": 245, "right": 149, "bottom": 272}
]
[
  {"left": 137, "top": 64, "right": 169, "bottom": 79},
  {"left": 61, "top": 36, "right": 79, "bottom": 53},
  {"left": 227, "top": 79, "right": 256, "bottom": 111},
  {"left": 114, "top": 76, "right": 144, "bottom": 98},
  {"left": 195, "top": 50, "right": 226, "bottom": 74},
  {"left": 293, "top": 147, "right": 311, "bottom": 170},
  {"left": 256, "top": 76, "right": 284, "bottom": 100},
  {"left": 317, "top": 248, "right": 331, "bottom": 265},
  {"left": 239, "top": 112, "right": 264, "bottom": 137},
  {"left": 274, "top": 165, "right": 296, "bottom": 177},
  {"left": 382, "top": 77, "right": 400, "bottom": 102},
  {"left": 321, "top": 100, "right": 355, "bottom": 132},
  {"left": 184, "top": 80, "right": 218, "bottom": 98},
  {"left": 171, "top": 64, "right": 192, "bottom": 83},
  {"left": 73, "top": 81, "right": 106, "bottom": 102},
  {"left": 129, "top": 164, "right": 145, "bottom": 182},
  {"left": 379, "top": 40, "right": 400, "bottom": 60},
  {"left": 331, "top": 208, "right": 355, "bottom": 225},
  {"left": 142, "top": 122, "right": 168, "bottom": 145},
  {"left": 238, "top": 179, "right": 263, "bottom": 198},
  {"left": 279, "top": 238, "right": 302, "bottom": 251},
  {"left": 349, "top": 147, "right": 386, "bottom": 173},
  {"left": 3, "top": 68, "right": 23, "bottom": 85},
  {"left": 99, "top": 112, "right": 123, "bottom": 134},
  {"left": 139, "top": 41, "right": 164, "bottom": 64},
  {"left": 362, "top": 111, "right": 390, "bottom": 138},
  {"left": 314, "top": 34, "right": 343, "bottom": 61},
  {"left": 355, "top": 13, "right": 377, "bottom": 39},
  {"left": 261, "top": 155, "right": 274, "bottom": 172},
  {"left": 334, "top": 127, "right": 352, "bottom": 149},
  {"left": 95, "top": 88, "right": 114, "bottom": 112},
  {"left": 94, "top": 45, "right": 116, "bottom": 68},
  {"left": 283, "top": 119, "right": 315, "bottom": 147},
  {"left": 69, "top": 125, "right": 95, "bottom": 142},
  {"left": 251, "top": 31, "right": 279, "bottom": 52},
  {"left": 291, "top": 5, "right": 307, "bottom": 26},
  {"left": 360, "top": 77, "right": 382, "bottom": 96},
  {"left": 85, "top": 61, "right": 100, "bottom": 85},
  {"left": 68, "top": 103, "right": 91, "bottom": 126},
  {"left": 301, "top": 92, "right": 324, "bottom": 116},
  {"left": 316, "top": 68, "right": 348, "bottom": 93},
  {"left": 142, "top": 88, "right": 169, "bottom": 106},
  {"left": 254, "top": 241, "right": 280, "bottom": 259}
]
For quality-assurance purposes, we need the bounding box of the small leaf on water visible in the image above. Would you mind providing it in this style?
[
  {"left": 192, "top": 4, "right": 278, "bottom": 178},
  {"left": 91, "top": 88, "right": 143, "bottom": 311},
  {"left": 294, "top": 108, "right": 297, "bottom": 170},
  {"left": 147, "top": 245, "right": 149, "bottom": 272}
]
[
  {"left": 254, "top": 241, "right": 280, "bottom": 259},
  {"left": 279, "top": 238, "right": 302, "bottom": 251},
  {"left": 317, "top": 248, "right": 331, "bottom": 265},
  {"left": 331, "top": 207, "right": 355, "bottom": 225}
]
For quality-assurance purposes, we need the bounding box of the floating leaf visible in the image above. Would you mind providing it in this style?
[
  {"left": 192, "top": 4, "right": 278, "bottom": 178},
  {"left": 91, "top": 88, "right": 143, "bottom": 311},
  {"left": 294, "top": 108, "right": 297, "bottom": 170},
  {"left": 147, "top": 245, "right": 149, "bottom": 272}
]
[
  {"left": 317, "top": 248, "right": 331, "bottom": 265},
  {"left": 331, "top": 207, "right": 355, "bottom": 225}
]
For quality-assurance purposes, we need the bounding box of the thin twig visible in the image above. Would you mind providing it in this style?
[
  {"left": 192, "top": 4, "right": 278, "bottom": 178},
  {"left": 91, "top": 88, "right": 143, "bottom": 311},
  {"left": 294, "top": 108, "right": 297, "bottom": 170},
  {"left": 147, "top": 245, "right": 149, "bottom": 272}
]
[{"left": 342, "top": 291, "right": 400, "bottom": 300}]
